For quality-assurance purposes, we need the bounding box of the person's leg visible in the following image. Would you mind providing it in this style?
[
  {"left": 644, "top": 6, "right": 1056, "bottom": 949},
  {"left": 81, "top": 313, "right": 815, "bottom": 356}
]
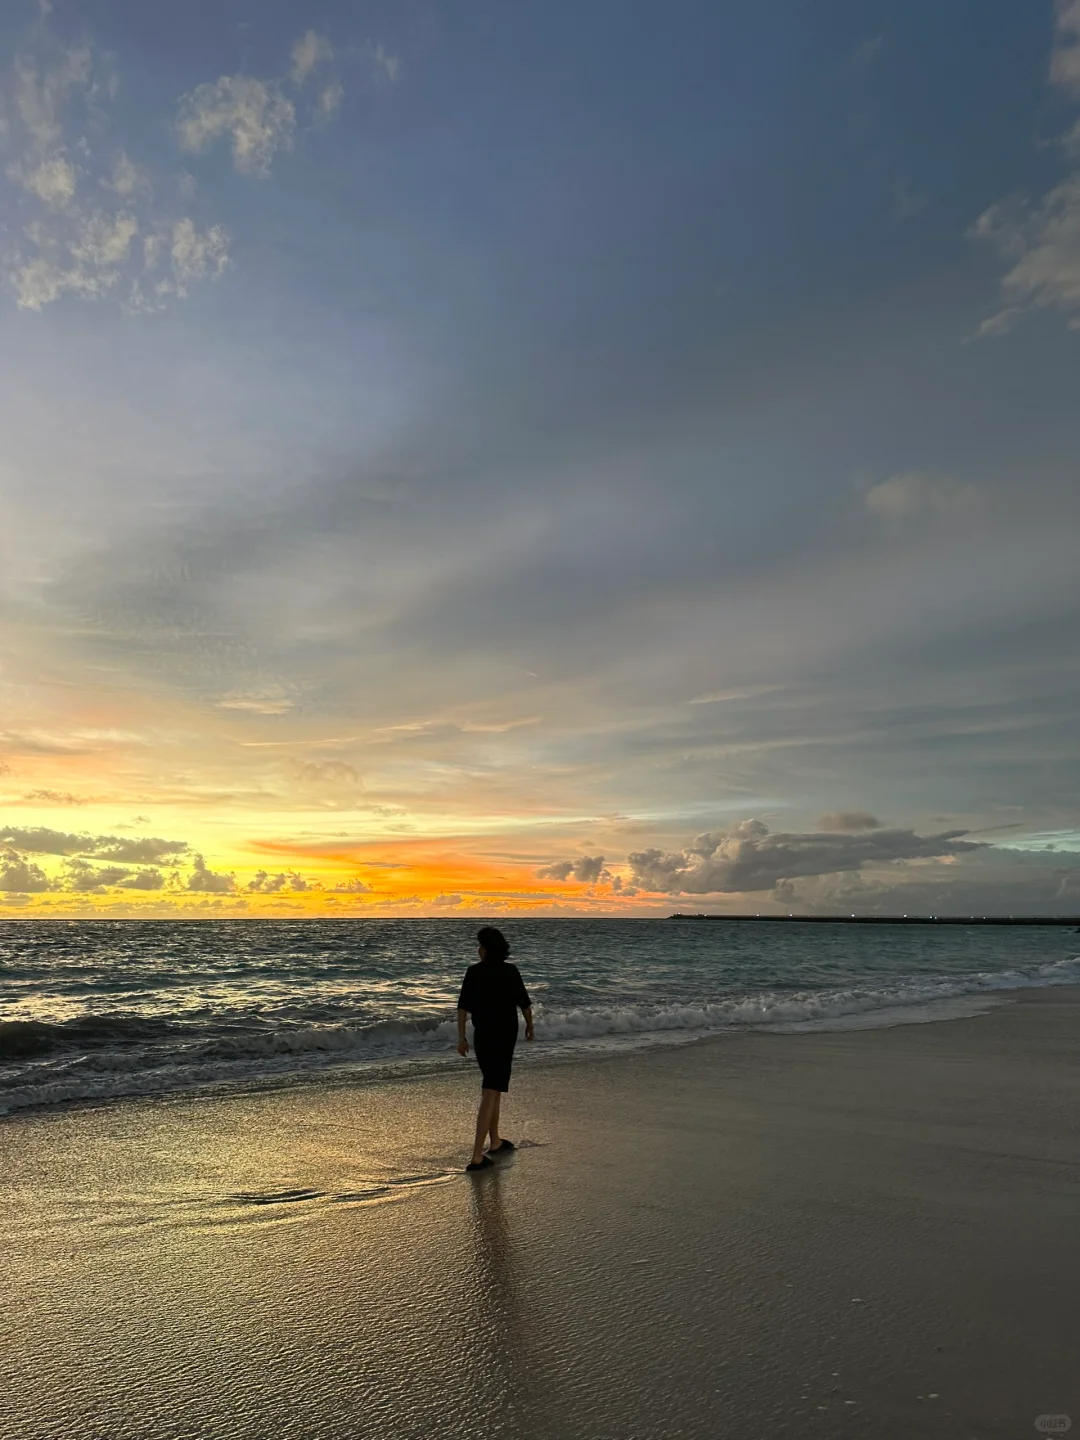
[
  {"left": 488, "top": 1091, "right": 502, "bottom": 1148},
  {"left": 471, "top": 1089, "right": 498, "bottom": 1165}
]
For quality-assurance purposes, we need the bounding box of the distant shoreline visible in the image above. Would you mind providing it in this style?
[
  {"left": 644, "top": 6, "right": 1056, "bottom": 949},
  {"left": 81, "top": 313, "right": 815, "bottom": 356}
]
[{"left": 668, "top": 914, "right": 1080, "bottom": 925}]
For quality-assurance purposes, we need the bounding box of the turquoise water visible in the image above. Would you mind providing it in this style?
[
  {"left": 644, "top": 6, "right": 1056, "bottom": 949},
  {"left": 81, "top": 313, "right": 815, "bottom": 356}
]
[{"left": 1, "top": 918, "right": 1078, "bottom": 1116}]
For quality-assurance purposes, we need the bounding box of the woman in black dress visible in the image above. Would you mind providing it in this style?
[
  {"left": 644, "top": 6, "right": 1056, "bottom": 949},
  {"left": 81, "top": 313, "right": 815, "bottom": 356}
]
[{"left": 456, "top": 926, "right": 533, "bottom": 1170}]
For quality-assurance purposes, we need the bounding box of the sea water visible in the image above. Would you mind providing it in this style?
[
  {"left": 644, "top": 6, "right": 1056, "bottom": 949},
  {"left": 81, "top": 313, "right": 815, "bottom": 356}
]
[{"left": 1, "top": 917, "right": 1078, "bottom": 1117}]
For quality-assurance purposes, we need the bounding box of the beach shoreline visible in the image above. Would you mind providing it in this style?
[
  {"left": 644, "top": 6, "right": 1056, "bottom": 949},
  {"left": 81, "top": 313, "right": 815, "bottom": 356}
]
[{"left": 3, "top": 986, "right": 1078, "bottom": 1439}]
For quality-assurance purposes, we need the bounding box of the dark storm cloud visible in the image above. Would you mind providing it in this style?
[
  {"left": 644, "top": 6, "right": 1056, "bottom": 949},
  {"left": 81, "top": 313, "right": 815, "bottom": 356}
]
[{"left": 626, "top": 821, "right": 984, "bottom": 895}]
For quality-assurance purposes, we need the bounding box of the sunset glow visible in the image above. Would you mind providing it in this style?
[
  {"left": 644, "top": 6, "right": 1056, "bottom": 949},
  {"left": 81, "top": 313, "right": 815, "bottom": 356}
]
[{"left": 2, "top": 0, "right": 1079, "bottom": 917}]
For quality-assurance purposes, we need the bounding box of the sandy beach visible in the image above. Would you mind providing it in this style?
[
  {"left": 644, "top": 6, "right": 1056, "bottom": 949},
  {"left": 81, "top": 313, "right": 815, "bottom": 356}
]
[{"left": 3, "top": 987, "right": 1078, "bottom": 1440}]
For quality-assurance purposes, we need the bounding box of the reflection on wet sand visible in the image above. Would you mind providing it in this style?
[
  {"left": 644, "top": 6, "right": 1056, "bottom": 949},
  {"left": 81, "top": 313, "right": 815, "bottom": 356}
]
[{"left": 467, "top": 1164, "right": 536, "bottom": 1425}]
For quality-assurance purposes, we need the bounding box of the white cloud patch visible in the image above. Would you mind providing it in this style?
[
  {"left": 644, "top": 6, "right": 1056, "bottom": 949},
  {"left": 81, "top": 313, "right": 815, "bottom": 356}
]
[
  {"left": 10, "top": 44, "right": 92, "bottom": 153},
  {"left": 864, "top": 472, "right": 980, "bottom": 526},
  {"left": 626, "top": 819, "right": 984, "bottom": 895},
  {"left": 165, "top": 216, "right": 230, "bottom": 290},
  {"left": 316, "top": 82, "right": 344, "bottom": 123},
  {"left": 1, "top": 30, "right": 230, "bottom": 311},
  {"left": 369, "top": 43, "right": 399, "bottom": 83},
  {"left": 102, "top": 151, "right": 142, "bottom": 197},
  {"left": 974, "top": 5, "right": 1080, "bottom": 332},
  {"left": 177, "top": 29, "right": 348, "bottom": 175},
  {"left": 175, "top": 75, "right": 296, "bottom": 177},
  {"left": 2, "top": 19, "right": 378, "bottom": 308},
  {"left": 10, "top": 153, "right": 76, "bottom": 204},
  {"left": 291, "top": 31, "right": 333, "bottom": 85}
]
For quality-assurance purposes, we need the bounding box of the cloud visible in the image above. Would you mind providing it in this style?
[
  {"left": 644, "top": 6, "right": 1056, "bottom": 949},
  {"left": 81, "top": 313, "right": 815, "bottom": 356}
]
[
  {"left": 64, "top": 858, "right": 132, "bottom": 891},
  {"left": 187, "top": 854, "right": 236, "bottom": 892},
  {"left": 973, "top": 180, "right": 1080, "bottom": 332},
  {"left": 973, "top": 6, "right": 1080, "bottom": 332},
  {"left": 102, "top": 151, "right": 142, "bottom": 197},
  {"left": 163, "top": 217, "right": 230, "bottom": 291},
  {"left": 330, "top": 877, "right": 372, "bottom": 893},
  {"left": 0, "top": 824, "right": 92, "bottom": 854},
  {"left": 21, "top": 790, "right": 85, "bottom": 804},
  {"left": 688, "top": 685, "right": 783, "bottom": 705},
  {"left": 818, "top": 811, "right": 881, "bottom": 832},
  {"left": 1051, "top": 0, "right": 1080, "bottom": 97},
  {"left": 0, "top": 854, "right": 51, "bottom": 891},
  {"left": 118, "top": 868, "right": 164, "bottom": 890},
  {"left": 8, "top": 43, "right": 93, "bottom": 153},
  {"left": 626, "top": 820, "right": 984, "bottom": 895},
  {"left": 175, "top": 76, "right": 296, "bottom": 177},
  {"left": 292, "top": 759, "right": 362, "bottom": 785},
  {"left": 864, "top": 472, "right": 980, "bottom": 525},
  {"left": 291, "top": 31, "right": 333, "bottom": 85},
  {"left": 92, "top": 836, "right": 188, "bottom": 864},
  {"left": 11, "top": 154, "right": 76, "bottom": 205},
  {"left": 369, "top": 44, "right": 399, "bottom": 84},
  {"left": 852, "top": 34, "right": 884, "bottom": 65},
  {"left": 177, "top": 29, "right": 347, "bottom": 176},
  {"left": 0, "top": 825, "right": 188, "bottom": 863},
  {"left": 1, "top": 32, "right": 230, "bottom": 310},
  {"left": 316, "top": 82, "right": 344, "bottom": 123},
  {"left": 247, "top": 868, "right": 310, "bottom": 892},
  {"left": 216, "top": 687, "right": 294, "bottom": 714},
  {"left": 537, "top": 854, "right": 608, "bottom": 883}
]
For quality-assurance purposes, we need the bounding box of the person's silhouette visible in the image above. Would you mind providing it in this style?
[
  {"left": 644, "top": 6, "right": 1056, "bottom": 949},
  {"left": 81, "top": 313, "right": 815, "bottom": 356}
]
[{"left": 456, "top": 926, "right": 533, "bottom": 1169}]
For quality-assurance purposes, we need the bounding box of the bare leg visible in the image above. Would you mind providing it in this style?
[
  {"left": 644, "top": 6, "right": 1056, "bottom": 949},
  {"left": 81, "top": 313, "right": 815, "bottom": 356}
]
[
  {"left": 488, "top": 1092, "right": 502, "bottom": 1149},
  {"left": 471, "top": 1090, "right": 499, "bottom": 1165}
]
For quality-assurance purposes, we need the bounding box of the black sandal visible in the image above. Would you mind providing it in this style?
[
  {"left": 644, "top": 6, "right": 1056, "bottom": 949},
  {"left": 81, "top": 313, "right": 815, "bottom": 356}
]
[
  {"left": 465, "top": 1156, "right": 494, "bottom": 1171},
  {"left": 489, "top": 1139, "right": 515, "bottom": 1154}
]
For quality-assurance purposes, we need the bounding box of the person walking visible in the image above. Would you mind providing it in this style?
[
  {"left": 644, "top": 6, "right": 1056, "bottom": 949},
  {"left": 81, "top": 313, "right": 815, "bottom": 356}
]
[{"left": 456, "top": 926, "right": 533, "bottom": 1170}]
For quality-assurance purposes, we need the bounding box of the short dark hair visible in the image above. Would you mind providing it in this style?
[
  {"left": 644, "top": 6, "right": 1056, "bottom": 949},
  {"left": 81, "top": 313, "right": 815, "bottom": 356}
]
[{"left": 477, "top": 926, "right": 510, "bottom": 962}]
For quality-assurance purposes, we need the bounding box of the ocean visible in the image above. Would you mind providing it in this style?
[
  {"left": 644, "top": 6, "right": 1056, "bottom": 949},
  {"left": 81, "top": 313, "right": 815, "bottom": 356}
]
[{"left": 2, "top": 917, "right": 1078, "bottom": 1118}]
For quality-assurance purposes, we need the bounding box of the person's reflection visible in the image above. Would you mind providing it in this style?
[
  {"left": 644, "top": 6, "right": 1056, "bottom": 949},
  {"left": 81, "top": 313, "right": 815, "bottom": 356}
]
[{"left": 467, "top": 1165, "right": 534, "bottom": 1420}]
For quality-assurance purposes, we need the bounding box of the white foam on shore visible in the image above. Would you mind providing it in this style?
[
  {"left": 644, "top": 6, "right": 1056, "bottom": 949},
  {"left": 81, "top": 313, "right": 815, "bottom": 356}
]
[{"left": 2, "top": 953, "right": 1077, "bottom": 1118}]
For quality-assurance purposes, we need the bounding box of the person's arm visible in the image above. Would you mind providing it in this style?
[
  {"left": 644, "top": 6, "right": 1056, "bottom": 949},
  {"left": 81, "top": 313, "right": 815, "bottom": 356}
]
[
  {"left": 457, "top": 1007, "right": 469, "bottom": 1056},
  {"left": 515, "top": 967, "right": 534, "bottom": 1039}
]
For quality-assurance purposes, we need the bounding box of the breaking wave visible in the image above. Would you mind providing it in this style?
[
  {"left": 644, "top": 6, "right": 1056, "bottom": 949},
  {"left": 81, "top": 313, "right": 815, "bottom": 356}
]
[{"left": 3, "top": 951, "right": 1078, "bottom": 1118}]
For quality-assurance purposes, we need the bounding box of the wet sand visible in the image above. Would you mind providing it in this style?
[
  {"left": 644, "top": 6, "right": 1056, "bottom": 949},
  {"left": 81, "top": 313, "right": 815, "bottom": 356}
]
[{"left": 2, "top": 987, "right": 1079, "bottom": 1439}]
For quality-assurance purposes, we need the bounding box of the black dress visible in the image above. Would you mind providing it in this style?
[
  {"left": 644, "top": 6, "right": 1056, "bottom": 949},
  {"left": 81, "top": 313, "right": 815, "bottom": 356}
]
[{"left": 457, "top": 960, "right": 532, "bottom": 1092}]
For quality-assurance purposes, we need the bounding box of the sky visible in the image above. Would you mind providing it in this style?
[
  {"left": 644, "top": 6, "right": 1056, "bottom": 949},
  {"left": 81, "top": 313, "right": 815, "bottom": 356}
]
[{"left": 1, "top": 0, "right": 1079, "bottom": 918}]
